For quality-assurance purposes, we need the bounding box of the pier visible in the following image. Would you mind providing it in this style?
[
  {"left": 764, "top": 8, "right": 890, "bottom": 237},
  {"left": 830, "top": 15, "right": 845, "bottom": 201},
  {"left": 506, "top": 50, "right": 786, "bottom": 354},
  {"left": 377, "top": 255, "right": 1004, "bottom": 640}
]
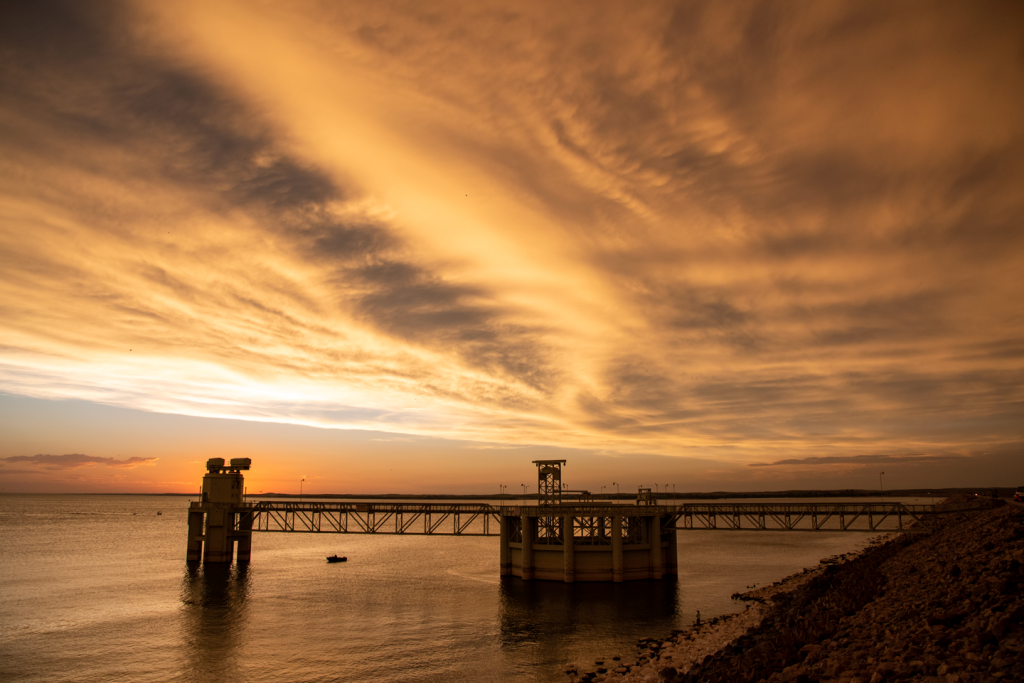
[{"left": 185, "top": 458, "right": 987, "bottom": 581}]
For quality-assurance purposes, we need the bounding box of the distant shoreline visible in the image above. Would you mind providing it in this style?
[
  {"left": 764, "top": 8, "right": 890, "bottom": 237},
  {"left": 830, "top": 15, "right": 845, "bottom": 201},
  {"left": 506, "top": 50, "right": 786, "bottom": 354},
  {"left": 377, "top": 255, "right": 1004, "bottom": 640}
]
[{"left": 2, "top": 487, "right": 1009, "bottom": 499}]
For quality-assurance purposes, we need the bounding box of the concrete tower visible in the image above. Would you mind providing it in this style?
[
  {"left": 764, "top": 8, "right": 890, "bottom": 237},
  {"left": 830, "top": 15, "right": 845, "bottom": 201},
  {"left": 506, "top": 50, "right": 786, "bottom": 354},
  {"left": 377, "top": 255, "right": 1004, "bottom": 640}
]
[{"left": 186, "top": 458, "right": 253, "bottom": 563}]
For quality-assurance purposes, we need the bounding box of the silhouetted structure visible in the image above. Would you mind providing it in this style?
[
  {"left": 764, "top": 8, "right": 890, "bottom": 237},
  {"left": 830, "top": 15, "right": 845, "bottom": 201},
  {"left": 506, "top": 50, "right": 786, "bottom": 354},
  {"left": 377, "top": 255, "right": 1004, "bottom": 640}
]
[
  {"left": 186, "top": 458, "right": 253, "bottom": 563},
  {"left": 185, "top": 459, "right": 988, "bottom": 581}
]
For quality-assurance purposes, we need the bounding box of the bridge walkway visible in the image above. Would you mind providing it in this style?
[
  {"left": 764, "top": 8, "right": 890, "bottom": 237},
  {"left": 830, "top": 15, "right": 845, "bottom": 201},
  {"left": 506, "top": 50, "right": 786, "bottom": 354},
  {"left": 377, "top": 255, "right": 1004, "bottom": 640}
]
[{"left": 214, "top": 500, "right": 991, "bottom": 536}]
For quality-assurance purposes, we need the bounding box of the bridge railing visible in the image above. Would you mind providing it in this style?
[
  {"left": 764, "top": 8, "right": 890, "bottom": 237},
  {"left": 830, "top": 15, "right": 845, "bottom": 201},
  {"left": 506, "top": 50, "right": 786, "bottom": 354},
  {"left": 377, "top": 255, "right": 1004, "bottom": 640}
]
[
  {"left": 665, "top": 501, "right": 993, "bottom": 533},
  {"left": 246, "top": 501, "right": 502, "bottom": 536},
  {"left": 212, "top": 499, "right": 993, "bottom": 536}
]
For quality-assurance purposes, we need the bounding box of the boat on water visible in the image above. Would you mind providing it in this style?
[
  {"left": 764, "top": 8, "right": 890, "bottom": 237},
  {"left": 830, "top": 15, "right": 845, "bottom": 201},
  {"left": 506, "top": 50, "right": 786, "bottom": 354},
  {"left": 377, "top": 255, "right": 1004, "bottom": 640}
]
[{"left": 326, "top": 555, "right": 347, "bottom": 563}]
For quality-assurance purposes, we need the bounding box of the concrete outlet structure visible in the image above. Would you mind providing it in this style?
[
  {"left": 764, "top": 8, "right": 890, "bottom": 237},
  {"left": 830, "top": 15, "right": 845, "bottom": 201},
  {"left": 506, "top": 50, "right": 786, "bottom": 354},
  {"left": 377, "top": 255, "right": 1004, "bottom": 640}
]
[
  {"left": 186, "top": 458, "right": 254, "bottom": 563},
  {"left": 497, "top": 461, "right": 678, "bottom": 582}
]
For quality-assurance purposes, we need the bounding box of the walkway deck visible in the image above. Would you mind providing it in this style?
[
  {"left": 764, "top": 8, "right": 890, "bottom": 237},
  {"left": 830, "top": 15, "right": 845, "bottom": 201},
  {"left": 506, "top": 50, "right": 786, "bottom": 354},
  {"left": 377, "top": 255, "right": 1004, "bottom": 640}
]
[
  {"left": 212, "top": 500, "right": 990, "bottom": 536},
  {"left": 245, "top": 501, "right": 502, "bottom": 535}
]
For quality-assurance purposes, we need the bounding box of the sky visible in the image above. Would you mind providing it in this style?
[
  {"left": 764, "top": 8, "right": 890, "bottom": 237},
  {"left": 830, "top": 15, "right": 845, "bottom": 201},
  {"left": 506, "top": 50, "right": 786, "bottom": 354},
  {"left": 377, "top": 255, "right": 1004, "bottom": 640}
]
[{"left": 1, "top": 0, "right": 1022, "bottom": 495}]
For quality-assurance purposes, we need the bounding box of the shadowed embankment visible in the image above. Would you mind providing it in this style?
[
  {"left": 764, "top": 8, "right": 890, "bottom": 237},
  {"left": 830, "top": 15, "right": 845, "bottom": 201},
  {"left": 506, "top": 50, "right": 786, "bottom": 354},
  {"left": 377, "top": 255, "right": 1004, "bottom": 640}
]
[{"left": 576, "top": 496, "right": 1023, "bottom": 683}]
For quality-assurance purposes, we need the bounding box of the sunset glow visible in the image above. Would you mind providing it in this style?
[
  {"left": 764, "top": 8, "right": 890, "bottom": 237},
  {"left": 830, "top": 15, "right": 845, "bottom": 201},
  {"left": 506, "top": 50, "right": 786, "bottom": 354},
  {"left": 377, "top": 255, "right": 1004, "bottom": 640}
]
[{"left": 1, "top": 1, "right": 1022, "bottom": 493}]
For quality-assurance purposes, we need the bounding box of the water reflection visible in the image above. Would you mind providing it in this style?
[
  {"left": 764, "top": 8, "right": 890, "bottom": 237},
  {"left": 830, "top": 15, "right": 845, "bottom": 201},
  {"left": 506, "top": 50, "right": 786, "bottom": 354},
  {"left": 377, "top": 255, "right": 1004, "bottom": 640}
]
[
  {"left": 498, "top": 577, "right": 681, "bottom": 670},
  {"left": 178, "top": 563, "right": 251, "bottom": 682}
]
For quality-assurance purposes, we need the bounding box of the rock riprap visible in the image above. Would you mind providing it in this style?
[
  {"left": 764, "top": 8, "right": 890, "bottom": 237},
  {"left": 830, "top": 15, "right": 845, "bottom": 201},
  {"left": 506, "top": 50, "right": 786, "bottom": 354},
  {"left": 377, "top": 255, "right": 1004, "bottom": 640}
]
[{"left": 575, "top": 500, "right": 1023, "bottom": 683}]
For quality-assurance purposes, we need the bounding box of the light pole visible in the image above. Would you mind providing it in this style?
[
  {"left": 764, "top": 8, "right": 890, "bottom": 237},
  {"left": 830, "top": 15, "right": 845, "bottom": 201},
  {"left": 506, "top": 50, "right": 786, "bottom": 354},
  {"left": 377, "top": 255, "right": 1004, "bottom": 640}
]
[
  {"left": 300, "top": 477, "right": 305, "bottom": 503},
  {"left": 613, "top": 481, "right": 620, "bottom": 496},
  {"left": 601, "top": 485, "right": 606, "bottom": 497},
  {"left": 879, "top": 472, "right": 885, "bottom": 500}
]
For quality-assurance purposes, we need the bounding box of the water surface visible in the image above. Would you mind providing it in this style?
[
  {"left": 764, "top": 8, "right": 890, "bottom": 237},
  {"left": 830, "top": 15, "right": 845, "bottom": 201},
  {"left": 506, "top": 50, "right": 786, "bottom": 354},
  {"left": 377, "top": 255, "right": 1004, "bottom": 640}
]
[{"left": 0, "top": 495, "right": 915, "bottom": 682}]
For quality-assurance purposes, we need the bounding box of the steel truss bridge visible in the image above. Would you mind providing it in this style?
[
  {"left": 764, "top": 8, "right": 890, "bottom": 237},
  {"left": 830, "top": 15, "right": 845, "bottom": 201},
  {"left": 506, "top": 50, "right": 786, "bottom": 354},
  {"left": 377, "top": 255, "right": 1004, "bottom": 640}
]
[
  {"left": 237, "top": 500, "right": 985, "bottom": 536},
  {"left": 246, "top": 501, "right": 502, "bottom": 536},
  {"left": 670, "top": 502, "right": 951, "bottom": 533}
]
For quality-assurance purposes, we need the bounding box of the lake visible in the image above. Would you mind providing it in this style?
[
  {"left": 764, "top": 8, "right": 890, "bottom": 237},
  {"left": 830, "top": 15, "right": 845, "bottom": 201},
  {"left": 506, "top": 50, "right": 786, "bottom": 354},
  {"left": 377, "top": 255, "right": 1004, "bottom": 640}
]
[{"left": 0, "top": 494, "right": 918, "bottom": 682}]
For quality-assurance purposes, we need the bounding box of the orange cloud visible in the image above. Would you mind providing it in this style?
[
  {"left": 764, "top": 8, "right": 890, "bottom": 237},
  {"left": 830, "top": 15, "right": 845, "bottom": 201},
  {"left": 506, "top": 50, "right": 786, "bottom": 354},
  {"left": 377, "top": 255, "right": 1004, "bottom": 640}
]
[
  {"left": 0, "top": 0, "right": 1021, "bottom": 480},
  {"left": 1, "top": 454, "right": 158, "bottom": 470}
]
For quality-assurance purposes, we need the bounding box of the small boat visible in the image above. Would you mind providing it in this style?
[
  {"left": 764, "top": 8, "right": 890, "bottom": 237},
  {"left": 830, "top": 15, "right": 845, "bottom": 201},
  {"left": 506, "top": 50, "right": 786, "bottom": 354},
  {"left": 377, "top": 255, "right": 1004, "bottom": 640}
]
[{"left": 326, "top": 555, "right": 347, "bottom": 563}]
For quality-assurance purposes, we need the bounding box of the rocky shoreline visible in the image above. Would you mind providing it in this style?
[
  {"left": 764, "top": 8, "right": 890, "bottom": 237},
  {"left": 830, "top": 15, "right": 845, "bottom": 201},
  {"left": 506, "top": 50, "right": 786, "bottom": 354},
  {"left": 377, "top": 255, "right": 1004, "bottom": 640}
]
[{"left": 573, "top": 498, "right": 1023, "bottom": 683}]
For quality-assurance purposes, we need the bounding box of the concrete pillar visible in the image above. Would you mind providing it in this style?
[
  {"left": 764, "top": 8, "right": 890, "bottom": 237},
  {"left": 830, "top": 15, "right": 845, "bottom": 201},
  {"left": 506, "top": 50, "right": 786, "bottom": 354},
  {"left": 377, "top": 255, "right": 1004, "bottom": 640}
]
[
  {"left": 236, "top": 509, "right": 253, "bottom": 563},
  {"left": 521, "top": 511, "right": 534, "bottom": 581},
  {"left": 202, "top": 507, "right": 232, "bottom": 563},
  {"left": 667, "top": 517, "right": 678, "bottom": 576},
  {"left": 611, "top": 515, "right": 623, "bottom": 583},
  {"left": 499, "top": 515, "right": 510, "bottom": 576},
  {"left": 563, "top": 514, "right": 574, "bottom": 583},
  {"left": 186, "top": 510, "right": 205, "bottom": 562},
  {"left": 226, "top": 512, "right": 237, "bottom": 563},
  {"left": 651, "top": 515, "right": 663, "bottom": 580}
]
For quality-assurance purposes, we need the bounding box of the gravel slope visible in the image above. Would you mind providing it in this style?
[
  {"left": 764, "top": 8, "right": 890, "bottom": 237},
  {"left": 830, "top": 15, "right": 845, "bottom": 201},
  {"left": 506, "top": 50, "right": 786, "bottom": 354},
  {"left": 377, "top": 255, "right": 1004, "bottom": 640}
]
[{"left": 575, "top": 499, "right": 1022, "bottom": 683}]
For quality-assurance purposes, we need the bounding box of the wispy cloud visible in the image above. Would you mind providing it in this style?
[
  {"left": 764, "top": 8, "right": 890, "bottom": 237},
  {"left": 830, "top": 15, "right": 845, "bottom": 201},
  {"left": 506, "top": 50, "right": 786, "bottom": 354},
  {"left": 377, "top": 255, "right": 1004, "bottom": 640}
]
[
  {"left": 1, "top": 454, "right": 158, "bottom": 470},
  {"left": 0, "top": 0, "right": 1021, "bottom": 470},
  {"left": 749, "top": 454, "right": 967, "bottom": 468}
]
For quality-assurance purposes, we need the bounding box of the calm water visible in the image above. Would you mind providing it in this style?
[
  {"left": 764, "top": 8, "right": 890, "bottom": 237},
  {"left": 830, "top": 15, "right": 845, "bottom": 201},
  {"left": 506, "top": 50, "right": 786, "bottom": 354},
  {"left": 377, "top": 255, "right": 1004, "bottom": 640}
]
[{"left": 0, "top": 495, "right": 918, "bottom": 682}]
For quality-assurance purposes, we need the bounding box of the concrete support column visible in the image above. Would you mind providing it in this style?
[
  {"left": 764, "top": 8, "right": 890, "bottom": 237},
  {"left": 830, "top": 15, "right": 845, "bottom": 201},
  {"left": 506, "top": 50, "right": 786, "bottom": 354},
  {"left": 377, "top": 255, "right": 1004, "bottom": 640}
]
[
  {"left": 186, "top": 510, "right": 205, "bottom": 562},
  {"left": 499, "top": 515, "right": 510, "bottom": 576},
  {"left": 651, "top": 515, "right": 663, "bottom": 580},
  {"left": 521, "top": 511, "right": 534, "bottom": 581},
  {"left": 611, "top": 515, "right": 623, "bottom": 583},
  {"left": 202, "top": 507, "right": 232, "bottom": 563},
  {"left": 236, "top": 509, "right": 253, "bottom": 563},
  {"left": 667, "top": 518, "right": 678, "bottom": 576},
  {"left": 227, "top": 512, "right": 237, "bottom": 563},
  {"left": 563, "top": 515, "right": 575, "bottom": 583}
]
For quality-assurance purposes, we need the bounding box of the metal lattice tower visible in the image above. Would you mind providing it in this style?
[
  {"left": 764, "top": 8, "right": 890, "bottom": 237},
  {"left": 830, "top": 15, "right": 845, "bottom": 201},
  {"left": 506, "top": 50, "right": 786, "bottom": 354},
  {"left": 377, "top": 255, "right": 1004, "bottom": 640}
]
[{"left": 533, "top": 459, "right": 566, "bottom": 506}]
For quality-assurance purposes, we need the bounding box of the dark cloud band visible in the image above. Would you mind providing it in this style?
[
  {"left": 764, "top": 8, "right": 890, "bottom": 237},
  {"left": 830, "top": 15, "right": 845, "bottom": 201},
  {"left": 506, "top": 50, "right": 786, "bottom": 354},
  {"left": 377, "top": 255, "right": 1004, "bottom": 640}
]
[
  {"left": 2, "top": 454, "right": 158, "bottom": 470},
  {"left": 749, "top": 454, "right": 966, "bottom": 468}
]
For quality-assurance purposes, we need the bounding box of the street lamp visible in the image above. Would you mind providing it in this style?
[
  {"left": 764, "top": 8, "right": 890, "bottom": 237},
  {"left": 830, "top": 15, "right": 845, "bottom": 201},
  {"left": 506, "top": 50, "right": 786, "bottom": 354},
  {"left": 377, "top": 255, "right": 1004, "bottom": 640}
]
[
  {"left": 879, "top": 472, "right": 885, "bottom": 500},
  {"left": 601, "top": 485, "right": 606, "bottom": 497},
  {"left": 300, "top": 477, "right": 305, "bottom": 503},
  {"left": 613, "top": 482, "right": 620, "bottom": 496}
]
